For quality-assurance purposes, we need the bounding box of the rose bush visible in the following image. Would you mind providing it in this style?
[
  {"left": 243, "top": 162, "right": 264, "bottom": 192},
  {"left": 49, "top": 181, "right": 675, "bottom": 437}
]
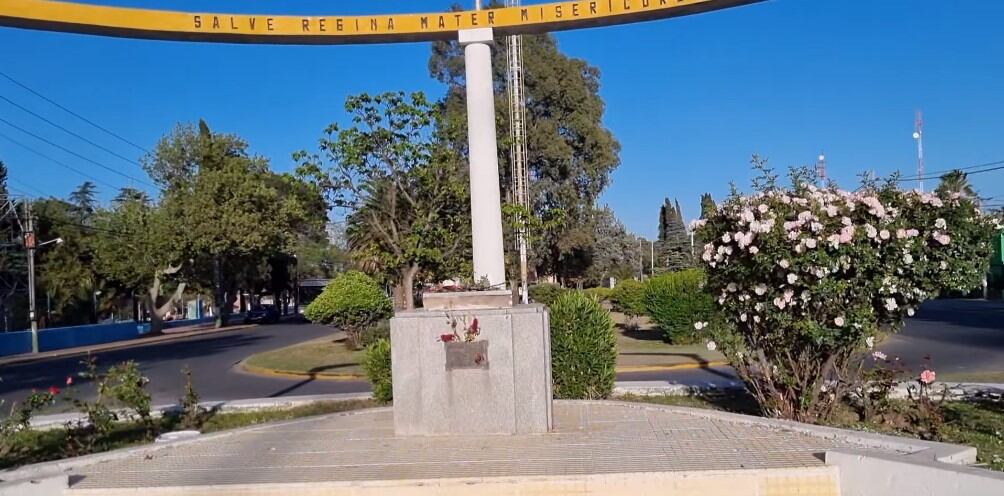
[{"left": 694, "top": 172, "right": 998, "bottom": 421}]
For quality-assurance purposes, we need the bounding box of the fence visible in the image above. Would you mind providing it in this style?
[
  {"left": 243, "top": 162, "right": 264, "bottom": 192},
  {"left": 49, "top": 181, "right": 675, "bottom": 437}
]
[{"left": 0, "top": 316, "right": 218, "bottom": 358}]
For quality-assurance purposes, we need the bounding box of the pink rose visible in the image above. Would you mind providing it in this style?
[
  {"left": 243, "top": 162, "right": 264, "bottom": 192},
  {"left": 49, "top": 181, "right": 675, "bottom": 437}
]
[{"left": 919, "top": 369, "right": 936, "bottom": 385}]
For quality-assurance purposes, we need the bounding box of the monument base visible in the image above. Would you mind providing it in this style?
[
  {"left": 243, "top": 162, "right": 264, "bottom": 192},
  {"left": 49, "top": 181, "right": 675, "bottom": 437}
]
[{"left": 390, "top": 304, "right": 552, "bottom": 436}]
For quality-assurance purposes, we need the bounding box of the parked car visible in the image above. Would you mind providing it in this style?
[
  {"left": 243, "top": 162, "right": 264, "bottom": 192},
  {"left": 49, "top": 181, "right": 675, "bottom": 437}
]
[{"left": 244, "top": 305, "right": 280, "bottom": 324}]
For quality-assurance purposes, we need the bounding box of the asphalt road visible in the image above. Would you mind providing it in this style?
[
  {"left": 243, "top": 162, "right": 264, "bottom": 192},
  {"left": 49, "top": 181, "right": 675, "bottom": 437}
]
[
  {"left": 1, "top": 299, "right": 1001, "bottom": 411},
  {"left": 0, "top": 321, "right": 371, "bottom": 411}
]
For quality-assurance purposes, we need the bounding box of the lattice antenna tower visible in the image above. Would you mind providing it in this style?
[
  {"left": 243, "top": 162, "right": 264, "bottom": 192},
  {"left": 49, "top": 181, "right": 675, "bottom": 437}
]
[
  {"left": 913, "top": 110, "right": 925, "bottom": 192},
  {"left": 505, "top": 0, "right": 531, "bottom": 303},
  {"left": 815, "top": 152, "right": 826, "bottom": 185}
]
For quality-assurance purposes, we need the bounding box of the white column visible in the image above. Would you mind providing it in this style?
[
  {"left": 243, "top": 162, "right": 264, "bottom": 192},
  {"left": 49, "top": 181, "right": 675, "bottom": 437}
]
[{"left": 460, "top": 28, "right": 506, "bottom": 288}]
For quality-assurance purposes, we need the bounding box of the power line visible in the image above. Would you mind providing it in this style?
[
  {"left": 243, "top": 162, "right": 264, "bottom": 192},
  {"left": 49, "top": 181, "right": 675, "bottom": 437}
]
[
  {"left": 0, "top": 116, "right": 153, "bottom": 187},
  {"left": 897, "top": 159, "right": 1004, "bottom": 182},
  {"left": 0, "top": 70, "right": 148, "bottom": 153},
  {"left": 899, "top": 163, "right": 1003, "bottom": 182},
  {"left": 0, "top": 130, "right": 123, "bottom": 190},
  {"left": 7, "top": 177, "right": 46, "bottom": 197},
  {"left": 0, "top": 93, "right": 143, "bottom": 168}
]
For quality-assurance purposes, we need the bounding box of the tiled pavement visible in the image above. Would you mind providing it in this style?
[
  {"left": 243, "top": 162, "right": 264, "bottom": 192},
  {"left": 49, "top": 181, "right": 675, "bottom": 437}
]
[{"left": 70, "top": 401, "right": 861, "bottom": 490}]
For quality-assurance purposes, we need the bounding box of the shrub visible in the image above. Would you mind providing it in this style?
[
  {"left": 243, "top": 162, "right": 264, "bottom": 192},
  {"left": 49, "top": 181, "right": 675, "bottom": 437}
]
[
  {"left": 528, "top": 283, "right": 567, "bottom": 307},
  {"left": 0, "top": 390, "right": 55, "bottom": 461},
  {"left": 610, "top": 279, "right": 646, "bottom": 317},
  {"left": 359, "top": 320, "right": 390, "bottom": 349},
  {"left": 695, "top": 162, "right": 998, "bottom": 422},
  {"left": 174, "top": 366, "right": 212, "bottom": 430},
  {"left": 549, "top": 292, "right": 617, "bottom": 399},
  {"left": 643, "top": 270, "right": 715, "bottom": 344},
  {"left": 305, "top": 271, "right": 393, "bottom": 350},
  {"left": 582, "top": 287, "right": 613, "bottom": 303},
  {"left": 362, "top": 338, "right": 393, "bottom": 403},
  {"left": 103, "top": 361, "right": 155, "bottom": 438}
]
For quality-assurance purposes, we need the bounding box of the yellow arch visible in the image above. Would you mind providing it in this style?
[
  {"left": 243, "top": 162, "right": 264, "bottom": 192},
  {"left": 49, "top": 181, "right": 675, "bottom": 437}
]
[{"left": 0, "top": 0, "right": 763, "bottom": 45}]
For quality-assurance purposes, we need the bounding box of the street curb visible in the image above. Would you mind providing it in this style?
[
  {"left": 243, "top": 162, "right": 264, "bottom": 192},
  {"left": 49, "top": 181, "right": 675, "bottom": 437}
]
[
  {"left": 238, "top": 360, "right": 366, "bottom": 381},
  {"left": 238, "top": 358, "right": 731, "bottom": 380},
  {"left": 28, "top": 392, "right": 374, "bottom": 430},
  {"left": 1, "top": 400, "right": 385, "bottom": 486},
  {"left": 0, "top": 323, "right": 259, "bottom": 367},
  {"left": 614, "top": 379, "right": 1004, "bottom": 400},
  {"left": 615, "top": 360, "right": 729, "bottom": 373}
]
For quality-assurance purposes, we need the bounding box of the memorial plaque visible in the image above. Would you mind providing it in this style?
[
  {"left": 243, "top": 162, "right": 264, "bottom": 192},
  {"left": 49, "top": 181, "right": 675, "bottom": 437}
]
[{"left": 445, "top": 340, "right": 489, "bottom": 370}]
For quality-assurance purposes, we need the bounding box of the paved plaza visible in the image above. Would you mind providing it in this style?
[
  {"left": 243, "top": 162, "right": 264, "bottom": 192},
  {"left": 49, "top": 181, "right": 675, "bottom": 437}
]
[{"left": 64, "top": 401, "right": 875, "bottom": 494}]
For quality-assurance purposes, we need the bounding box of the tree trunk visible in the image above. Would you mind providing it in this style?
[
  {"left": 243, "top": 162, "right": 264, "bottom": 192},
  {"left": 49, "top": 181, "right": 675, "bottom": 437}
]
[
  {"left": 239, "top": 291, "right": 247, "bottom": 313},
  {"left": 399, "top": 264, "right": 420, "bottom": 310},
  {"left": 213, "top": 255, "right": 226, "bottom": 328},
  {"left": 146, "top": 267, "right": 186, "bottom": 336}
]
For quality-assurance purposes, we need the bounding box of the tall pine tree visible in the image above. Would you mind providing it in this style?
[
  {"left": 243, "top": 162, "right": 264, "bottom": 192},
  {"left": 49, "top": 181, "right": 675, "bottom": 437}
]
[{"left": 656, "top": 197, "right": 692, "bottom": 271}]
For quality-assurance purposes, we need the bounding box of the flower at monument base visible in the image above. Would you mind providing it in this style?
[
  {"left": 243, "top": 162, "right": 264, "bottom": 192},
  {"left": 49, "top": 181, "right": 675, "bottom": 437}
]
[
  {"left": 439, "top": 333, "right": 456, "bottom": 343},
  {"left": 65, "top": 376, "right": 73, "bottom": 386},
  {"left": 48, "top": 386, "right": 60, "bottom": 395},
  {"left": 871, "top": 351, "right": 887, "bottom": 361},
  {"left": 706, "top": 341, "right": 717, "bottom": 351},
  {"left": 919, "top": 369, "right": 936, "bottom": 385}
]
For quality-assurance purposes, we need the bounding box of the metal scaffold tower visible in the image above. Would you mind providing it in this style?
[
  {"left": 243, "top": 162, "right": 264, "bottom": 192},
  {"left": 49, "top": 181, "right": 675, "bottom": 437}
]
[{"left": 505, "top": 0, "right": 531, "bottom": 303}]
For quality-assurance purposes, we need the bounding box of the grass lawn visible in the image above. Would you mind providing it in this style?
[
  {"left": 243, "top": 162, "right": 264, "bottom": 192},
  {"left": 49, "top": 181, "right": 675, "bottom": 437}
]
[
  {"left": 620, "top": 392, "right": 1004, "bottom": 472},
  {"left": 243, "top": 333, "right": 365, "bottom": 378},
  {"left": 1, "top": 399, "right": 376, "bottom": 470},
  {"left": 610, "top": 312, "right": 725, "bottom": 369},
  {"left": 243, "top": 313, "right": 727, "bottom": 376},
  {"left": 939, "top": 370, "right": 1004, "bottom": 384}
]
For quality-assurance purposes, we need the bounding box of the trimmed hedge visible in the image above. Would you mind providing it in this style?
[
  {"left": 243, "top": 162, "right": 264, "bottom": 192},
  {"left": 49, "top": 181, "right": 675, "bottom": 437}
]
[
  {"left": 610, "top": 279, "right": 646, "bottom": 317},
  {"left": 642, "top": 269, "right": 714, "bottom": 344},
  {"left": 361, "top": 338, "right": 392, "bottom": 403},
  {"left": 304, "top": 271, "right": 393, "bottom": 349},
  {"left": 528, "top": 283, "right": 567, "bottom": 307},
  {"left": 549, "top": 292, "right": 617, "bottom": 399}
]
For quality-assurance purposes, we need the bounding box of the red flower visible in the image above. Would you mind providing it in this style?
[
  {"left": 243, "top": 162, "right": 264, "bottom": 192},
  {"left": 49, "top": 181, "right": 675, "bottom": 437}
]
[
  {"left": 65, "top": 376, "right": 74, "bottom": 386},
  {"left": 440, "top": 333, "right": 456, "bottom": 343},
  {"left": 48, "top": 386, "right": 60, "bottom": 395},
  {"left": 469, "top": 318, "right": 479, "bottom": 336}
]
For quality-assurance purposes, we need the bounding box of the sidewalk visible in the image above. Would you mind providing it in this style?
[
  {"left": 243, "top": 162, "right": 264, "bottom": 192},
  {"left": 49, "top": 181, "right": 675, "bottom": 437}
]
[{"left": 0, "top": 320, "right": 257, "bottom": 368}]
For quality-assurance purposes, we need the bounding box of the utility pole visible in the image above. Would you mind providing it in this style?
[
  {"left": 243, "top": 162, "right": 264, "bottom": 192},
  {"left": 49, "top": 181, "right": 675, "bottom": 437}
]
[
  {"left": 638, "top": 238, "right": 643, "bottom": 280},
  {"left": 25, "top": 201, "right": 38, "bottom": 353},
  {"left": 913, "top": 110, "right": 925, "bottom": 192}
]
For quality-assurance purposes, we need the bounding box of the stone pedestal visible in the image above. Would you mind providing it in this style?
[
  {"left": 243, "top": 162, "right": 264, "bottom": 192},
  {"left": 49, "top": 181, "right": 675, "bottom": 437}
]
[{"left": 390, "top": 304, "right": 552, "bottom": 436}]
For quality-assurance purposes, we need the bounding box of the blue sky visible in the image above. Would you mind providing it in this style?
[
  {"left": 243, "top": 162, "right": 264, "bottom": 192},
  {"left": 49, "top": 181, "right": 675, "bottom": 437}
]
[{"left": 0, "top": 0, "right": 1002, "bottom": 238}]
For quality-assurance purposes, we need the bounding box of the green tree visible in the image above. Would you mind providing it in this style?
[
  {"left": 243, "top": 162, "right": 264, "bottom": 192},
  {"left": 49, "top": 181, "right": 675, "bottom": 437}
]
[
  {"left": 0, "top": 161, "right": 27, "bottom": 330},
  {"left": 32, "top": 198, "right": 100, "bottom": 326},
  {"left": 113, "top": 187, "right": 150, "bottom": 206},
  {"left": 148, "top": 121, "right": 298, "bottom": 327},
  {"left": 68, "top": 181, "right": 99, "bottom": 221},
  {"left": 656, "top": 198, "right": 691, "bottom": 271},
  {"left": 296, "top": 92, "right": 470, "bottom": 309},
  {"left": 92, "top": 197, "right": 185, "bottom": 334},
  {"left": 936, "top": 170, "right": 978, "bottom": 203},
  {"left": 584, "top": 206, "right": 642, "bottom": 285},
  {"left": 430, "top": 21, "right": 620, "bottom": 282},
  {"left": 699, "top": 193, "right": 717, "bottom": 219}
]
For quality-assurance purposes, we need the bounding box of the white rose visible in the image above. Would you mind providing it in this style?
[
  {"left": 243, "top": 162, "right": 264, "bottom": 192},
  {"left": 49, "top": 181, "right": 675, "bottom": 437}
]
[
  {"left": 706, "top": 341, "right": 717, "bottom": 351},
  {"left": 834, "top": 316, "right": 845, "bottom": 327},
  {"left": 935, "top": 218, "right": 947, "bottom": 229},
  {"left": 787, "top": 273, "right": 798, "bottom": 284}
]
